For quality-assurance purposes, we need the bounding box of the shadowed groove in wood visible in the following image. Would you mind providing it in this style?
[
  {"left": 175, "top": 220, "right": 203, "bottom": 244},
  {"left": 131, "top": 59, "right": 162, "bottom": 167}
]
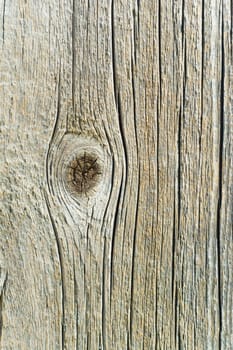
[
  {"left": 2, "top": 0, "right": 6, "bottom": 44},
  {"left": 216, "top": 7, "right": 224, "bottom": 349},
  {"left": 44, "top": 192, "right": 65, "bottom": 349},
  {"left": 0, "top": 268, "right": 7, "bottom": 344}
]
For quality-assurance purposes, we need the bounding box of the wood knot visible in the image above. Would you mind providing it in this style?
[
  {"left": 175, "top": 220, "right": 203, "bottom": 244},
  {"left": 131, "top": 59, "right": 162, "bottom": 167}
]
[
  {"left": 66, "top": 152, "right": 102, "bottom": 195},
  {"left": 47, "top": 134, "right": 111, "bottom": 208}
]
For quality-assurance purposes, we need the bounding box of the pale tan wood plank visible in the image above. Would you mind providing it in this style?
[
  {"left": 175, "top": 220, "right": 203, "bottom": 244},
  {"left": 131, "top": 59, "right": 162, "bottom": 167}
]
[
  {"left": 0, "top": 1, "right": 232, "bottom": 349},
  {"left": 0, "top": 0, "right": 70, "bottom": 348},
  {"left": 219, "top": 1, "right": 233, "bottom": 348}
]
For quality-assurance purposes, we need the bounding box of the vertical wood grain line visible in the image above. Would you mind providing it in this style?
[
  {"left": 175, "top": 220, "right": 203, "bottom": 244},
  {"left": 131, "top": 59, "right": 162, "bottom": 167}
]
[
  {"left": 216, "top": 4, "right": 225, "bottom": 348},
  {"left": 72, "top": 0, "right": 76, "bottom": 120},
  {"left": 45, "top": 193, "right": 65, "bottom": 349},
  {"left": 0, "top": 271, "right": 7, "bottom": 344},
  {"left": 2, "top": 0, "right": 6, "bottom": 44}
]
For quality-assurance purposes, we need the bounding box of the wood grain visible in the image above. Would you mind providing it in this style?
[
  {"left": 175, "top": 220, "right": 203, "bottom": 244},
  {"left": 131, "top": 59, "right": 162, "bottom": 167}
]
[{"left": 0, "top": 0, "right": 232, "bottom": 349}]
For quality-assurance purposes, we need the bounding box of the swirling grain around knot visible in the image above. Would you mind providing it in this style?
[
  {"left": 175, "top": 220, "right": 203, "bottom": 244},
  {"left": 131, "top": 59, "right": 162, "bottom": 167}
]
[{"left": 48, "top": 133, "right": 111, "bottom": 213}]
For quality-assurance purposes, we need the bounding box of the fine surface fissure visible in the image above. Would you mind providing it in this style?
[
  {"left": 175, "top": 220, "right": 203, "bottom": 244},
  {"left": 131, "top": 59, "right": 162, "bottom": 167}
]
[
  {"left": 129, "top": 168, "right": 140, "bottom": 346},
  {"left": 101, "top": 236, "right": 107, "bottom": 350},
  {"left": 73, "top": 259, "right": 79, "bottom": 350},
  {"left": 216, "top": 7, "right": 225, "bottom": 348},
  {"left": 2, "top": 0, "right": 6, "bottom": 44},
  {"left": 200, "top": 0, "right": 205, "bottom": 147},
  {"left": 0, "top": 271, "right": 7, "bottom": 344},
  {"left": 72, "top": 0, "right": 76, "bottom": 118},
  {"left": 44, "top": 193, "right": 65, "bottom": 349},
  {"left": 111, "top": 0, "right": 117, "bottom": 108},
  {"left": 110, "top": 171, "right": 123, "bottom": 301},
  {"left": 45, "top": 65, "right": 61, "bottom": 195}
]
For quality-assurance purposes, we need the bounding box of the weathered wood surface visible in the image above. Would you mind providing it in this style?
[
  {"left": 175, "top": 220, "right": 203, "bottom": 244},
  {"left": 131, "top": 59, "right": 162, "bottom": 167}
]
[{"left": 0, "top": 1, "right": 232, "bottom": 349}]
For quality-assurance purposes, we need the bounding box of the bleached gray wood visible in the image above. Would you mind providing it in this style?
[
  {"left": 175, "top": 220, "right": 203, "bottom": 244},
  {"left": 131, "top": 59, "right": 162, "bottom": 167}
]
[{"left": 0, "top": 0, "right": 232, "bottom": 349}]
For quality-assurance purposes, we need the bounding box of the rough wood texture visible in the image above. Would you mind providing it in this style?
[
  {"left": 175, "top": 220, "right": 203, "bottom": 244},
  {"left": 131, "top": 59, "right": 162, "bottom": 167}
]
[{"left": 0, "top": 1, "right": 232, "bottom": 349}]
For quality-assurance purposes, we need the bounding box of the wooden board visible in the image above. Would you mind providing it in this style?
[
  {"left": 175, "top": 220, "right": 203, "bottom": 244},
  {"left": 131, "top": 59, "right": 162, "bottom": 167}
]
[{"left": 0, "top": 0, "right": 232, "bottom": 349}]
